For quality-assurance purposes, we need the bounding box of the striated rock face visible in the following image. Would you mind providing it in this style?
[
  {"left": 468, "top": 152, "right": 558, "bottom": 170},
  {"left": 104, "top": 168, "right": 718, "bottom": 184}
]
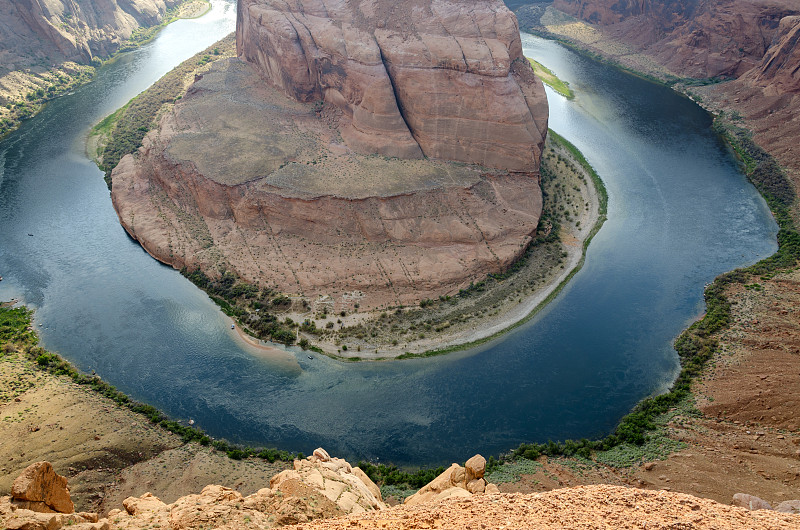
[
  {"left": 11, "top": 462, "right": 74, "bottom": 514},
  {"left": 745, "top": 15, "right": 800, "bottom": 93},
  {"left": 236, "top": 0, "right": 547, "bottom": 171},
  {"left": 553, "top": 0, "right": 800, "bottom": 79},
  {"left": 0, "top": 0, "right": 182, "bottom": 69},
  {"left": 111, "top": 54, "right": 544, "bottom": 309}
]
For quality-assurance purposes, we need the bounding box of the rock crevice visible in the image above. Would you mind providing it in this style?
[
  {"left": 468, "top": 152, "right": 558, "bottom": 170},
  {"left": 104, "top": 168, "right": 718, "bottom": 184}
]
[{"left": 236, "top": 0, "right": 547, "bottom": 170}]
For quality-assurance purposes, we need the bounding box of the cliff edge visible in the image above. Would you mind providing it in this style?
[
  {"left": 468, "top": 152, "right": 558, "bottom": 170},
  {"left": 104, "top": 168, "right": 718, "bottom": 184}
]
[
  {"left": 4, "top": 458, "right": 800, "bottom": 530},
  {"left": 110, "top": 0, "right": 549, "bottom": 309}
]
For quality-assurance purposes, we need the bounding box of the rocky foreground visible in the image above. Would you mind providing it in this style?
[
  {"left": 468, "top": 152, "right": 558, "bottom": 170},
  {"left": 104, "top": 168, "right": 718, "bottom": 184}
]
[
  {"left": 5, "top": 454, "right": 800, "bottom": 530},
  {"left": 111, "top": 0, "right": 550, "bottom": 309}
]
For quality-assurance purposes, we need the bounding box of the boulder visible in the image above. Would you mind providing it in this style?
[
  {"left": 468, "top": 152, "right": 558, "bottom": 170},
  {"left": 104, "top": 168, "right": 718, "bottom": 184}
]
[
  {"left": 465, "top": 455, "right": 486, "bottom": 482},
  {"left": 11, "top": 462, "right": 74, "bottom": 514},
  {"left": 270, "top": 449, "right": 385, "bottom": 513},
  {"left": 732, "top": 493, "right": 773, "bottom": 511},
  {"left": 404, "top": 455, "right": 498, "bottom": 506},
  {"left": 775, "top": 500, "right": 800, "bottom": 514},
  {"left": 466, "top": 478, "right": 486, "bottom": 494}
]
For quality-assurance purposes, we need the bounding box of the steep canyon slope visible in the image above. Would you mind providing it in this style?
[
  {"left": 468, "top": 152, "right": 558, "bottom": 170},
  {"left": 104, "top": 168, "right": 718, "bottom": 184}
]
[
  {"left": 538, "top": 0, "right": 800, "bottom": 190},
  {"left": 0, "top": 0, "right": 183, "bottom": 69},
  {"left": 111, "top": 0, "right": 549, "bottom": 309},
  {"left": 0, "top": 0, "right": 186, "bottom": 136},
  {"left": 552, "top": 0, "right": 799, "bottom": 79}
]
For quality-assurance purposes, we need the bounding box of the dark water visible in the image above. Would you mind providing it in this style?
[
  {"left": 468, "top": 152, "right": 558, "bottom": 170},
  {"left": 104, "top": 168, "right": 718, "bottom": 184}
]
[{"left": 0, "top": 6, "right": 777, "bottom": 466}]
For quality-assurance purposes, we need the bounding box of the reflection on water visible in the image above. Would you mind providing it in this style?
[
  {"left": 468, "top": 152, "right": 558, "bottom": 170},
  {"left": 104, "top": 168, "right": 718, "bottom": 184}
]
[{"left": 0, "top": 16, "right": 778, "bottom": 466}]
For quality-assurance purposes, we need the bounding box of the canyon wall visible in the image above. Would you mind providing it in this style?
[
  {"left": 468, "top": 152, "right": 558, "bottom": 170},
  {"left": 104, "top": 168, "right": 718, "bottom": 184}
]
[
  {"left": 110, "top": 50, "right": 545, "bottom": 309},
  {"left": 0, "top": 0, "right": 183, "bottom": 70},
  {"left": 553, "top": 0, "right": 799, "bottom": 78},
  {"left": 540, "top": 0, "right": 800, "bottom": 182},
  {"left": 236, "top": 0, "right": 548, "bottom": 172}
]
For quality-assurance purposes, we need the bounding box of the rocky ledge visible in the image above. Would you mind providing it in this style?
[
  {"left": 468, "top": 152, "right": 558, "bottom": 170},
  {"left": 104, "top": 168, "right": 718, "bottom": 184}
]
[
  {"left": 4, "top": 457, "right": 800, "bottom": 530},
  {"left": 111, "top": 0, "right": 548, "bottom": 309}
]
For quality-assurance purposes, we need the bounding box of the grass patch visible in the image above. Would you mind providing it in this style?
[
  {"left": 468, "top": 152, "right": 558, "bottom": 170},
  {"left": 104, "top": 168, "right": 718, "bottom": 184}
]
[
  {"left": 486, "top": 458, "right": 543, "bottom": 484},
  {"left": 378, "top": 484, "right": 418, "bottom": 502},
  {"left": 357, "top": 461, "right": 446, "bottom": 490},
  {"left": 527, "top": 57, "right": 574, "bottom": 99}
]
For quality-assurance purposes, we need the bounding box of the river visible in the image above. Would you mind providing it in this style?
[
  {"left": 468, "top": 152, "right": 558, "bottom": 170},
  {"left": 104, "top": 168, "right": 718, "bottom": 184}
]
[{"left": 0, "top": 1, "right": 778, "bottom": 466}]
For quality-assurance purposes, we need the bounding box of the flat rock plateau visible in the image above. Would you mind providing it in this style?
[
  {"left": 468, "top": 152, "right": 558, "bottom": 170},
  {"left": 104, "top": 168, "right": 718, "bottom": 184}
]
[{"left": 111, "top": 0, "right": 549, "bottom": 310}]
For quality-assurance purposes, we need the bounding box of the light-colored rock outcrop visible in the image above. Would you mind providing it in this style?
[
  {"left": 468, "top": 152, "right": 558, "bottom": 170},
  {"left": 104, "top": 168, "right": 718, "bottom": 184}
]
[
  {"left": 237, "top": 0, "right": 547, "bottom": 171},
  {"left": 733, "top": 492, "right": 774, "bottom": 511},
  {"left": 403, "top": 454, "right": 497, "bottom": 506},
  {"left": 269, "top": 448, "right": 385, "bottom": 514},
  {"left": 11, "top": 462, "right": 74, "bottom": 514},
  {"left": 1, "top": 453, "right": 380, "bottom": 530},
  {"left": 5, "top": 460, "right": 800, "bottom": 530}
]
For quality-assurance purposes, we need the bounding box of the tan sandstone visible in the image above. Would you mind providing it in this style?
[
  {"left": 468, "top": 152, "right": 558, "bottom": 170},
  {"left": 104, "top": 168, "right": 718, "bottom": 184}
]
[
  {"left": 403, "top": 454, "right": 495, "bottom": 506},
  {"left": 11, "top": 462, "right": 74, "bottom": 514}
]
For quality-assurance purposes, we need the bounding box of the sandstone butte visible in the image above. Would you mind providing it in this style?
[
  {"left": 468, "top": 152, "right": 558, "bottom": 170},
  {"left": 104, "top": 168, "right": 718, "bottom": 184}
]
[
  {"left": 4, "top": 455, "right": 800, "bottom": 530},
  {"left": 110, "top": 0, "right": 549, "bottom": 310}
]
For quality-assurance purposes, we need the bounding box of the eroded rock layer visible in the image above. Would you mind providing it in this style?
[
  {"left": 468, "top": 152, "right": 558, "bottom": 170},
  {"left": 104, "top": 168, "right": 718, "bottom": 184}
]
[
  {"left": 553, "top": 0, "right": 800, "bottom": 79},
  {"left": 236, "top": 0, "right": 548, "bottom": 171},
  {"left": 544, "top": 1, "right": 800, "bottom": 183},
  {"left": 0, "top": 0, "right": 182, "bottom": 68},
  {"left": 111, "top": 58, "right": 544, "bottom": 308}
]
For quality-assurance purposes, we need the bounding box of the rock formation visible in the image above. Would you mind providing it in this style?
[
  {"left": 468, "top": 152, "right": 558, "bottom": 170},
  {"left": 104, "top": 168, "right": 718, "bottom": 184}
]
[
  {"left": 111, "top": 0, "right": 548, "bottom": 309},
  {"left": 4, "top": 458, "right": 800, "bottom": 530},
  {"left": 744, "top": 14, "right": 800, "bottom": 93},
  {"left": 403, "top": 454, "right": 500, "bottom": 506},
  {"left": 236, "top": 0, "right": 548, "bottom": 171},
  {"left": 540, "top": 0, "right": 800, "bottom": 199},
  {"left": 733, "top": 492, "right": 774, "bottom": 511},
  {"left": 553, "top": 0, "right": 800, "bottom": 79},
  {"left": 0, "top": 0, "right": 183, "bottom": 69},
  {"left": 10, "top": 462, "right": 74, "bottom": 514},
  {"left": 268, "top": 448, "right": 386, "bottom": 513}
]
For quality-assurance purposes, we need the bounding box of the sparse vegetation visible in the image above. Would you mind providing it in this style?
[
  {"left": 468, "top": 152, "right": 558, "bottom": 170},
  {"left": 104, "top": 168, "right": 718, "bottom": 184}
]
[
  {"left": 527, "top": 57, "right": 574, "bottom": 98},
  {"left": 91, "top": 35, "right": 236, "bottom": 185},
  {"left": 0, "top": 305, "right": 298, "bottom": 464}
]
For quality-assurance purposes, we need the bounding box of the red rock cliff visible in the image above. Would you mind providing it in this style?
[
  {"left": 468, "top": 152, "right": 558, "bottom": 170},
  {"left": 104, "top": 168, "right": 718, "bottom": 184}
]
[
  {"left": 0, "top": 0, "right": 183, "bottom": 67},
  {"left": 236, "top": 0, "right": 548, "bottom": 171},
  {"left": 553, "top": 0, "right": 799, "bottom": 78}
]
